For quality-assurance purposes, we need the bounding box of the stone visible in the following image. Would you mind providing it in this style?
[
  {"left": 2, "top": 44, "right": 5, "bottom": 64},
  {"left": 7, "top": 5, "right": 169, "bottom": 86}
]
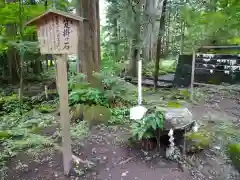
[
  {"left": 185, "top": 131, "right": 213, "bottom": 153},
  {"left": 156, "top": 107, "right": 195, "bottom": 132}
]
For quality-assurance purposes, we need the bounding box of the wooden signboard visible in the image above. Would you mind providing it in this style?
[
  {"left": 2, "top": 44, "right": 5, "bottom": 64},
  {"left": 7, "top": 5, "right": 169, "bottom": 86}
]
[
  {"left": 26, "top": 9, "right": 85, "bottom": 175},
  {"left": 26, "top": 9, "right": 84, "bottom": 54}
]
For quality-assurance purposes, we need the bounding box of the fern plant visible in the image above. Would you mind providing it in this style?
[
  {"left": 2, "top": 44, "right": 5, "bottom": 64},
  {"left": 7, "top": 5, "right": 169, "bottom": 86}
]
[
  {"left": 68, "top": 73, "right": 109, "bottom": 106},
  {"left": 131, "top": 111, "right": 164, "bottom": 141}
]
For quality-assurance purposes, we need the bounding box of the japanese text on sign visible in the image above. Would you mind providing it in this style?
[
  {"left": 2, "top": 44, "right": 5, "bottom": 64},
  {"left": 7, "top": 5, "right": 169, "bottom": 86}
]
[
  {"left": 63, "top": 18, "right": 70, "bottom": 50},
  {"left": 55, "top": 16, "right": 61, "bottom": 50}
]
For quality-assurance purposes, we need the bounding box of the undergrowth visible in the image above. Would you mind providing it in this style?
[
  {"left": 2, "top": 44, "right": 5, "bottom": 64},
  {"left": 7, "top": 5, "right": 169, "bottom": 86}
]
[{"left": 0, "top": 112, "right": 55, "bottom": 178}]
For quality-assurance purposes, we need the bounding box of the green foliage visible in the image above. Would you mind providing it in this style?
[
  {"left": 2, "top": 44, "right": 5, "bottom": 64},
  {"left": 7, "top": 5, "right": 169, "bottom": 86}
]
[
  {"left": 70, "top": 121, "right": 89, "bottom": 140},
  {"left": 31, "top": 89, "right": 58, "bottom": 105},
  {"left": 0, "top": 94, "right": 32, "bottom": 115},
  {"left": 95, "top": 72, "right": 137, "bottom": 105},
  {"left": 131, "top": 111, "right": 164, "bottom": 141},
  {"left": 0, "top": 112, "right": 55, "bottom": 176},
  {"left": 109, "top": 107, "right": 130, "bottom": 125},
  {"left": 68, "top": 73, "right": 137, "bottom": 107},
  {"left": 142, "top": 59, "right": 176, "bottom": 77},
  {"left": 69, "top": 86, "right": 108, "bottom": 106},
  {"left": 68, "top": 73, "right": 108, "bottom": 106},
  {"left": 37, "top": 103, "right": 57, "bottom": 113},
  {"left": 181, "top": 0, "right": 240, "bottom": 50}
]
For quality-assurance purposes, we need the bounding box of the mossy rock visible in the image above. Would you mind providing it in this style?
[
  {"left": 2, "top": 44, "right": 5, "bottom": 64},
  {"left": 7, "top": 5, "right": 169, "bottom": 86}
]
[
  {"left": 184, "top": 131, "right": 213, "bottom": 153},
  {"left": 228, "top": 143, "right": 240, "bottom": 171},
  {"left": 84, "top": 105, "right": 111, "bottom": 125},
  {"left": 70, "top": 104, "right": 90, "bottom": 122},
  {"left": 38, "top": 104, "right": 57, "bottom": 113}
]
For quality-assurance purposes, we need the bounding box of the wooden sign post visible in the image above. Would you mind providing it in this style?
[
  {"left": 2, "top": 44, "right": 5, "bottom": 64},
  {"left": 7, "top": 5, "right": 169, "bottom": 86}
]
[{"left": 26, "top": 9, "right": 85, "bottom": 175}]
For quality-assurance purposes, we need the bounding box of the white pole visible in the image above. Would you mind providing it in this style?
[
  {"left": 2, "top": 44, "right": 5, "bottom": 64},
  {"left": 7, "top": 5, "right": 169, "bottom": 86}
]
[
  {"left": 138, "top": 59, "right": 142, "bottom": 105},
  {"left": 190, "top": 50, "right": 196, "bottom": 102},
  {"left": 76, "top": 57, "right": 80, "bottom": 73},
  {"left": 45, "top": 85, "right": 48, "bottom": 100}
]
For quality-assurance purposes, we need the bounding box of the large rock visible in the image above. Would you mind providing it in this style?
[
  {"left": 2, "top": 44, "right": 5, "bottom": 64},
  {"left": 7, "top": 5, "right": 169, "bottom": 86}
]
[
  {"left": 157, "top": 107, "right": 195, "bottom": 131},
  {"left": 66, "top": 104, "right": 112, "bottom": 125},
  {"left": 84, "top": 105, "right": 111, "bottom": 125},
  {"left": 184, "top": 131, "right": 213, "bottom": 153},
  {"left": 156, "top": 107, "right": 196, "bottom": 148}
]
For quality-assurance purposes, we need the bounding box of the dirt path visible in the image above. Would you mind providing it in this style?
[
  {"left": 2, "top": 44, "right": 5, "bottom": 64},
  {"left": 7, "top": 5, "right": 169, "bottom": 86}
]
[
  {"left": 73, "top": 126, "right": 195, "bottom": 180},
  {"left": 6, "top": 125, "right": 196, "bottom": 180}
]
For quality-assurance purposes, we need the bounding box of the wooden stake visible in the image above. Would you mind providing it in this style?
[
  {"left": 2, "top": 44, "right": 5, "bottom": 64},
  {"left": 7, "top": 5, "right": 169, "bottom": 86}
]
[
  {"left": 44, "top": 85, "right": 48, "bottom": 99},
  {"left": 18, "top": 88, "right": 21, "bottom": 99},
  {"left": 56, "top": 54, "right": 72, "bottom": 175},
  {"left": 190, "top": 51, "right": 196, "bottom": 102}
]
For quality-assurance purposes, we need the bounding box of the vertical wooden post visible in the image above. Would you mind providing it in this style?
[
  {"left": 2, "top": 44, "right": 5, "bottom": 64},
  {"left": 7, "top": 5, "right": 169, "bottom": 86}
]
[
  {"left": 138, "top": 58, "right": 142, "bottom": 105},
  {"left": 56, "top": 54, "right": 72, "bottom": 175},
  {"left": 190, "top": 50, "right": 196, "bottom": 102},
  {"left": 44, "top": 85, "right": 48, "bottom": 99}
]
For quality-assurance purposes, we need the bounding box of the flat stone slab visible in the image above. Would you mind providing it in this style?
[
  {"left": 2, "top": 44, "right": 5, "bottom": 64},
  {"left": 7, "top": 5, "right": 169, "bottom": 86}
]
[{"left": 157, "top": 107, "right": 195, "bottom": 131}]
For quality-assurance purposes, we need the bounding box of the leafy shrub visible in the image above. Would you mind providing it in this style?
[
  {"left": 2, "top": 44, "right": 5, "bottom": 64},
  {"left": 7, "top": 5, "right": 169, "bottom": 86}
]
[
  {"left": 68, "top": 73, "right": 136, "bottom": 108},
  {"left": 109, "top": 107, "right": 130, "bottom": 125},
  {"left": 69, "top": 87, "right": 108, "bottom": 106},
  {"left": 95, "top": 72, "right": 137, "bottom": 105},
  {"left": 131, "top": 111, "right": 164, "bottom": 141},
  {"left": 0, "top": 94, "right": 32, "bottom": 115}
]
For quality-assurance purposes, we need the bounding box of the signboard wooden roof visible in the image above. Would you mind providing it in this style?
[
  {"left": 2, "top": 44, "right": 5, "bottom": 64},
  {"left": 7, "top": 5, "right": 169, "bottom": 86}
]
[
  {"left": 25, "top": 9, "right": 85, "bottom": 26},
  {"left": 25, "top": 9, "right": 85, "bottom": 55}
]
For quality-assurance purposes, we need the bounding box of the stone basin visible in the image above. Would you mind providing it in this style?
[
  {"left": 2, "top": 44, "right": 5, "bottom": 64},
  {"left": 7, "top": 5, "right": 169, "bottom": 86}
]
[{"left": 156, "top": 107, "right": 196, "bottom": 135}]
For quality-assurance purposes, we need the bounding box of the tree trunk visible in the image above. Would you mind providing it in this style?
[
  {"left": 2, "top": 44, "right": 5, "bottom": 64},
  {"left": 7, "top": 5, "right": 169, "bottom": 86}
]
[
  {"left": 165, "top": 3, "right": 171, "bottom": 55},
  {"left": 19, "top": 0, "right": 24, "bottom": 115},
  {"left": 80, "top": 0, "right": 101, "bottom": 84},
  {"left": 113, "top": 18, "right": 119, "bottom": 61},
  {"left": 96, "top": 0, "right": 101, "bottom": 67},
  {"left": 154, "top": 0, "right": 167, "bottom": 90},
  {"left": 76, "top": 0, "right": 82, "bottom": 73},
  {"left": 128, "top": 0, "right": 142, "bottom": 77},
  {"left": 180, "top": 20, "right": 185, "bottom": 55},
  {"left": 6, "top": 0, "right": 19, "bottom": 82}
]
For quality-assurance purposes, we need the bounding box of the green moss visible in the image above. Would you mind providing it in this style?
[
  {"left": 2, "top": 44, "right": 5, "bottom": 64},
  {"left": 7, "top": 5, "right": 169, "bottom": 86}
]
[
  {"left": 84, "top": 105, "right": 111, "bottom": 125},
  {"left": 37, "top": 104, "right": 57, "bottom": 113},
  {"left": 185, "top": 131, "right": 213, "bottom": 152},
  {"left": 167, "top": 101, "right": 182, "bottom": 108},
  {"left": 0, "top": 130, "right": 11, "bottom": 140},
  {"left": 228, "top": 143, "right": 240, "bottom": 171}
]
